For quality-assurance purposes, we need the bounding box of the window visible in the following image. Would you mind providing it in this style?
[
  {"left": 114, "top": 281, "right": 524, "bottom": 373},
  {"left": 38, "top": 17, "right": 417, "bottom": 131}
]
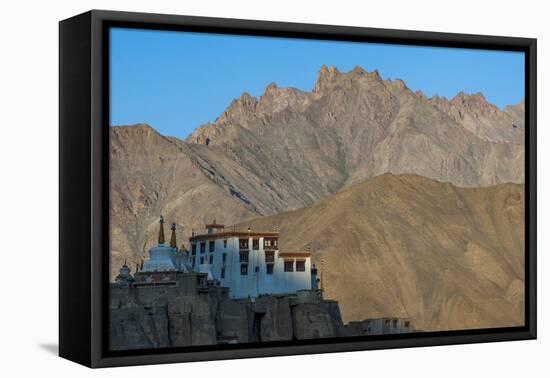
[
  {"left": 200, "top": 257, "right": 204, "bottom": 264},
  {"left": 222, "top": 253, "right": 227, "bottom": 263},
  {"left": 239, "top": 239, "right": 249, "bottom": 249},
  {"left": 265, "top": 251, "right": 274, "bottom": 263},
  {"left": 252, "top": 238, "right": 259, "bottom": 250},
  {"left": 404, "top": 321, "right": 410, "bottom": 328},
  {"left": 200, "top": 242, "right": 206, "bottom": 254},
  {"left": 223, "top": 239, "right": 227, "bottom": 248},
  {"left": 209, "top": 255, "right": 214, "bottom": 264},
  {"left": 221, "top": 267, "right": 225, "bottom": 279},
  {"left": 385, "top": 319, "right": 390, "bottom": 328},
  {"left": 266, "top": 264, "right": 274, "bottom": 274},
  {"left": 284, "top": 260, "right": 294, "bottom": 272},
  {"left": 392, "top": 319, "right": 398, "bottom": 327},
  {"left": 264, "top": 238, "right": 278, "bottom": 249},
  {"left": 209, "top": 241, "right": 215, "bottom": 252},
  {"left": 240, "top": 264, "right": 248, "bottom": 275},
  {"left": 191, "top": 243, "right": 196, "bottom": 255},
  {"left": 191, "top": 257, "right": 195, "bottom": 267},
  {"left": 296, "top": 260, "right": 305, "bottom": 272},
  {"left": 239, "top": 251, "right": 249, "bottom": 263}
]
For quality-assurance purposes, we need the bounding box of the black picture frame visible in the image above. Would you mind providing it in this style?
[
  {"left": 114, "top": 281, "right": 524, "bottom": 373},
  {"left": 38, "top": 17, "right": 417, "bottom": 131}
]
[{"left": 59, "top": 9, "right": 537, "bottom": 368}]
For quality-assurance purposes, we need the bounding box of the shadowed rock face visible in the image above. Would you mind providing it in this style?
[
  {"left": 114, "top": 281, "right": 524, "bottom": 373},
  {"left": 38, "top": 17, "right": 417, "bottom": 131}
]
[
  {"left": 109, "top": 276, "right": 344, "bottom": 350},
  {"left": 239, "top": 174, "right": 525, "bottom": 332}
]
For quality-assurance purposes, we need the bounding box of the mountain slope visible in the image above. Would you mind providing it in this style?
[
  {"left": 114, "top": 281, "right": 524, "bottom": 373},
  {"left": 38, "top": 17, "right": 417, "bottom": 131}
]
[
  {"left": 238, "top": 174, "right": 525, "bottom": 331},
  {"left": 187, "top": 65, "right": 524, "bottom": 190},
  {"left": 109, "top": 125, "right": 259, "bottom": 278},
  {"left": 429, "top": 93, "right": 524, "bottom": 144}
]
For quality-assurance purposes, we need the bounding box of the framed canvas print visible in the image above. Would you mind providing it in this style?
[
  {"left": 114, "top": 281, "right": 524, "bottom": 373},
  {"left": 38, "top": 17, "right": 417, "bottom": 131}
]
[{"left": 59, "top": 10, "right": 536, "bottom": 368}]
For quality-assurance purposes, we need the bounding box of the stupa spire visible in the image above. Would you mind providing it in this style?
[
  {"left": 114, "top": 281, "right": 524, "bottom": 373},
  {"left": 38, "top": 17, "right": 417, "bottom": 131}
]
[
  {"left": 170, "top": 222, "right": 177, "bottom": 248},
  {"left": 158, "top": 215, "right": 165, "bottom": 245}
]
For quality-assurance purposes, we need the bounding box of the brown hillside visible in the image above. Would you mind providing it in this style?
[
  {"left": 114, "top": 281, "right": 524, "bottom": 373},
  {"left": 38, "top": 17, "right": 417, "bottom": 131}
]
[{"left": 237, "top": 174, "right": 525, "bottom": 332}]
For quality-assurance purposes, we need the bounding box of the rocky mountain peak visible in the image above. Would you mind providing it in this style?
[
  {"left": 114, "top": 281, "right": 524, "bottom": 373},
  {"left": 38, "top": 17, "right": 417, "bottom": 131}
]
[
  {"left": 313, "top": 65, "right": 387, "bottom": 95},
  {"left": 452, "top": 91, "right": 485, "bottom": 104},
  {"left": 215, "top": 91, "right": 258, "bottom": 127},
  {"left": 367, "top": 68, "right": 381, "bottom": 81},
  {"left": 414, "top": 90, "right": 427, "bottom": 100},
  {"left": 314, "top": 65, "right": 342, "bottom": 93},
  {"left": 237, "top": 91, "right": 258, "bottom": 109},
  {"left": 111, "top": 123, "right": 162, "bottom": 142},
  {"left": 390, "top": 78, "right": 408, "bottom": 89},
  {"left": 263, "top": 82, "right": 278, "bottom": 95},
  {"left": 452, "top": 92, "right": 503, "bottom": 121},
  {"left": 351, "top": 65, "right": 365, "bottom": 75},
  {"left": 196, "top": 64, "right": 524, "bottom": 146},
  {"left": 256, "top": 82, "right": 307, "bottom": 117}
]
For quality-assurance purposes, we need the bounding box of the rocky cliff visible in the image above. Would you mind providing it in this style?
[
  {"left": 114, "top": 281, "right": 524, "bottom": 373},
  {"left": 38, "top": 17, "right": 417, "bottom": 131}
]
[{"left": 110, "top": 273, "right": 346, "bottom": 350}]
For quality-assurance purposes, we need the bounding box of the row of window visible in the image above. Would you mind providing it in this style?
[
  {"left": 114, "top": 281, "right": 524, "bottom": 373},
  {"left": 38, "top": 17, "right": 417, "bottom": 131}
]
[
  {"left": 285, "top": 260, "right": 306, "bottom": 272},
  {"left": 238, "top": 250, "right": 277, "bottom": 263},
  {"left": 382, "top": 319, "right": 410, "bottom": 328},
  {"left": 237, "top": 260, "right": 305, "bottom": 276},
  {"left": 192, "top": 240, "right": 226, "bottom": 255},
  {"left": 191, "top": 252, "right": 304, "bottom": 273},
  {"left": 191, "top": 252, "right": 227, "bottom": 267},
  {"left": 240, "top": 238, "right": 278, "bottom": 250},
  {"left": 239, "top": 263, "right": 273, "bottom": 275},
  {"left": 191, "top": 238, "right": 279, "bottom": 255}
]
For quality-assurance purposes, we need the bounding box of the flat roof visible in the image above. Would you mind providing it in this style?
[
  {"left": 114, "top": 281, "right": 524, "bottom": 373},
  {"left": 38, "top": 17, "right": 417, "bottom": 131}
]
[
  {"left": 278, "top": 252, "right": 312, "bottom": 258},
  {"left": 190, "top": 231, "right": 279, "bottom": 241}
]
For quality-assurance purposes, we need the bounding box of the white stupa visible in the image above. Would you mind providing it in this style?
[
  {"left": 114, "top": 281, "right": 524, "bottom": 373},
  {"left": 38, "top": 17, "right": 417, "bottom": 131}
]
[{"left": 141, "top": 216, "right": 190, "bottom": 273}]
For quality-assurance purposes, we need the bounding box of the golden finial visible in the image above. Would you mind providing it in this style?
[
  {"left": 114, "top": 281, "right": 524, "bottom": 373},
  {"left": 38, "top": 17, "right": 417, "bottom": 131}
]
[
  {"left": 180, "top": 244, "right": 188, "bottom": 253},
  {"left": 170, "top": 222, "right": 177, "bottom": 248},
  {"left": 158, "top": 215, "right": 165, "bottom": 244}
]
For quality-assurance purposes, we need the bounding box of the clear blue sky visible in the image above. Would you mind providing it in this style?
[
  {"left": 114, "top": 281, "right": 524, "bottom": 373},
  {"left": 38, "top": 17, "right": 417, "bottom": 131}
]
[{"left": 110, "top": 27, "right": 525, "bottom": 139}]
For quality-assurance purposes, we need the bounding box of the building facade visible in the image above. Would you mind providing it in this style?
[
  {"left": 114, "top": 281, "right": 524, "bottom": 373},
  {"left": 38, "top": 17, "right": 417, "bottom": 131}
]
[
  {"left": 126, "top": 217, "right": 317, "bottom": 299},
  {"left": 344, "top": 317, "right": 415, "bottom": 335},
  {"left": 189, "top": 222, "right": 316, "bottom": 299}
]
